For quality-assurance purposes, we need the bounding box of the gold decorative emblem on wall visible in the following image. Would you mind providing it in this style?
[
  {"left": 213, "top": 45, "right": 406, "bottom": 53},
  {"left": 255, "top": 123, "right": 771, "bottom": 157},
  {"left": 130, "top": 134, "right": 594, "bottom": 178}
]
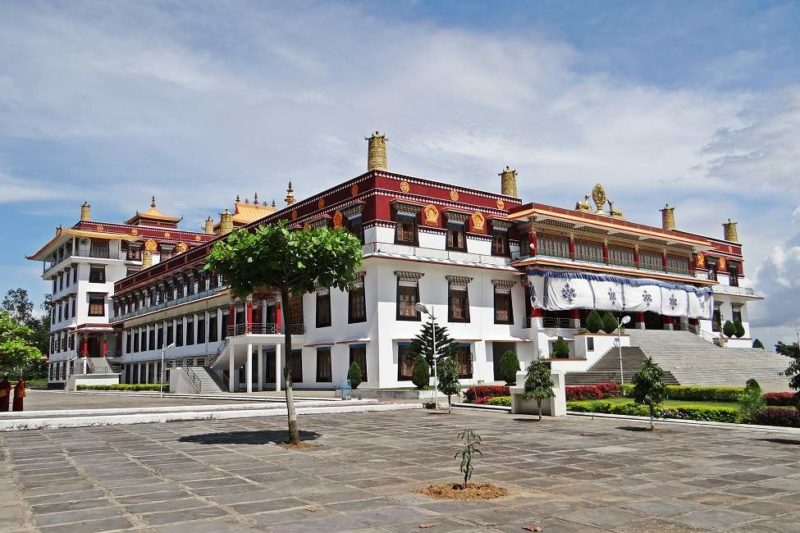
[
  {"left": 144, "top": 239, "right": 158, "bottom": 252},
  {"left": 423, "top": 204, "right": 439, "bottom": 226},
  {"left": 399, "top": 180, "right": 411, "bottom": 193},
  {"left": 351, "top": 184, "right": 359, "bottom": 196},
  {"left": 164, "top": 231, "right": 171, "bottom": 238},
  {"left": 96, "top": 224, "right": 104, "bottom": 231},
  {"left": 194, "top": 235, "right": 201, "bottom": 241},
  {"left": 303, "top": 223, "right": 311, "bottom": 231},
  {"left": 471, "top": 212, "right": 485, "bottom": 232},
  {"left": 496, "top": 199, "right": 505, "bottom": 210},
  {"left": 131, "top": 228, "right": 138, "bottom": 236},
  {"left": 332, "top": 211, "right": 344, "bottom": 228},
  {"left": 718, "top": 257, "right": 727, "bottom": 271},
  {"left": 291, "top": 209, "right": 298, "bottom": 220},
  {"left": 450, "top": 189, "right": 459, "bottom": 202},
  {"left": 176, "top": 242, "right": 188, "bottom": 254},
  {"left": 695, "top": 252, "right": 705, "bottom": 268},
  {"left": 317, "top": 198, "right": 325, "bottom": 209}
]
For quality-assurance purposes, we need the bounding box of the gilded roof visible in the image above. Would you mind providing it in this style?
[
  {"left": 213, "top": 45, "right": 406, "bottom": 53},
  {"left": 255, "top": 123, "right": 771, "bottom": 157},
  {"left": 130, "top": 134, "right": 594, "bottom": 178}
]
[{"left": 124, "top": 196, "right": 182, "bottom": 226}]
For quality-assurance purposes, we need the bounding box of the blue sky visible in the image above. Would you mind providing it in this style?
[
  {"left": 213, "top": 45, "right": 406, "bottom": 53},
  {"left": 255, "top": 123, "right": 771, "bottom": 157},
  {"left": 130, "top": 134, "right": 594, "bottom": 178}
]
[{"left": 1, "top": 0, "right": 799, "bottom": 346}]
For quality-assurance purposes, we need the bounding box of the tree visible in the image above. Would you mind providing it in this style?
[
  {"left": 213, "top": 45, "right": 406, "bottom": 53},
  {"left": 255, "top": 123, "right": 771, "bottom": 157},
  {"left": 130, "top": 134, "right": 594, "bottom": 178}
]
[
  {"left": 347, "top": 361, "right": 363, "bottom": 389},
  {"left": 778, "top": 341, "right": 800, "bottom": 409},
  {"left": 552, "top": 336, "right": 570, "bottom": 358},
  {"left": 631, "top": 357, "right": 667, "bottom": 430},
  {"left": 586, "top": 310, "right": 603, "bottom": 334},
  {"left": 437, "top": 357, "right": 461, "bottom": 412},
  {"left": 523, "top": 357, "right": 554, "bottom": 420},
  {"left": 752, "top": 338, "right": 764, "bottom": 349},
  {"left": 407, "top": 317, "right": 455, "bottom": 368},
  {"left": 734, "top": 321, "right": 745, "bottom": 338},
  {"left": 205, "top": 221, "right": 363, "bottom": 444},
  {"left": 1, "top": 289, "right": 49, "bottom": 356},
  {"left": 2, "top": 289, "right": 34, "bottom": 323},
  {"left": 738, "top": 379, "right": 765, "bottom": 423},
  {"left": 411, "top": 355, "right": 429, "bottom": 390},
  {"left": 0, "top": 311, "right": 43, "bottom": 376},
  {"left": 498, "top": 350, "right": 520, "bottom": 385},
  {"left": 602, "top": 312, "right": 619, "bottom": 334},
  {"left": 722, "top": 320, "right": 736, "bottom": 338}
]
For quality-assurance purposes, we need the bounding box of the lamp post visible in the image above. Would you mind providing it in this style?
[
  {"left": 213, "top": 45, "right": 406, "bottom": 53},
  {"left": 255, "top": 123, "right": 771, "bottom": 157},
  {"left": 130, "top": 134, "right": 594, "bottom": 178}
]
[
  {"left": 415, "top": 303, "right": 438, "bottom": 407},
  {"left": 616, "top": 315, "right": 631, "bottom": 386},
  {"left": 160, "top": 342, "right": 175, "bottom": 399}
]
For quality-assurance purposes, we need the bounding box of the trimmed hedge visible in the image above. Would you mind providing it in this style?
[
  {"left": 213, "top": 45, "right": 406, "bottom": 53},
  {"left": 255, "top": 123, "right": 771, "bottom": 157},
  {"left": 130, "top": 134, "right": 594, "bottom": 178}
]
[
  {"left": 464, "top": 385, "right": 509, "bottom": 403},
  {"left": 566, "top": 383, "right": 620, "bottom": 401},
  {"left": 487, "top": 396, "right": 512, "bottom": 407},
  {"left": 763, "top": 392, "right": 797, "bottom": 407},
  {"left": 620, "top": 384, "right": 744, "bottom": 402},
  {"left": 754, "top": 407, "right": 800, "bottom": 427},
  {"left": 567, "top": 400, "right": 738, "bottom": 423},
  {"left": 77, "top": 384, "right": 169, "bottom": 392}
]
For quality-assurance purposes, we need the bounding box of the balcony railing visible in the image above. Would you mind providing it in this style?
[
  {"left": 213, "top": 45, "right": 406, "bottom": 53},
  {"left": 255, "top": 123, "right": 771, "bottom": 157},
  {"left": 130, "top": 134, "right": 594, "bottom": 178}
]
[
  {"left": 226, "top": 323, "right": 304, "bottom": 337},
  {"left": 542, "top": 317, "right": 574, "bottom": 329},
  {"left": 362, "top": 242, "right": 511, "bottom": 267},
  {"left": 114, "top": 285, "right": 227, "bottom": 322},
  {"left": 534, "top": 252, "right": 694, "bottom": 277}
]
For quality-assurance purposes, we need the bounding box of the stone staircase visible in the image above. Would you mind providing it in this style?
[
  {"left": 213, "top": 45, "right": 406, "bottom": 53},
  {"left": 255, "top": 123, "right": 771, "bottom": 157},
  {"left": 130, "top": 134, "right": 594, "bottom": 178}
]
[
  {"left": 566, "top": 347, "right": 680, "bottom": 386},
  {"left": 187, "top": 366, "right": 226, "bottom": 394},
  {"left": 88, "top": 357, "right": 115, "bottom": 374}
]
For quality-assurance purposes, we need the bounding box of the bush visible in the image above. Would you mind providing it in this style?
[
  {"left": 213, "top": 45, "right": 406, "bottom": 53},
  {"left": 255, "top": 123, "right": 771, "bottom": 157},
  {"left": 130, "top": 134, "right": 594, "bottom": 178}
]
[
  {"left": 661, "top": 385, "right": 743, "bottom": 402},
  {"left": 567, "top": 400, "right": 739, "bottom": 422},
  {"left": 723, "top": 320, "right": 736, "bottom": 338},
  {"left": 566, "top": 383, "right": 620, "bottom": 401},
  {"left": 753, "top": 338, "right": 764, "bottom": 349},
  {"left": 754, "top": 407, "right": 800, "bottom": 427},
  {"left": 411, "top": 356, "right": 429, "bottom": 390},
  {"left": 738, "top": 380, "right": 765, "bottom": 423},
  {"left": 77, "top": 384, "right": 169, "bottom": 392},
  {"left": 734, "top": 321, "right": 745, "bottom": 338},
  {"left": 763, "top": 392, "right": 797, "bottom": 407},
  {"left": 487, "top": 396, "right": 512, "bottom": 407},
  {"left": 498, "top": 350, "right": 521, "bottom": 385},
  {"left": 464, "top": 385, "right": 509, "bottom": 403},
  {"left": 347, "top": 361, "right": 363, "bottom": 389},
  {"left": 601, "top": 312, "right": 619, "bottom": 334},
  {"left": 552, "top": 336, "right": 570, "bottom": 358},
  {"left": 586, "top": 310, "right": 603, "bottom": 334}
]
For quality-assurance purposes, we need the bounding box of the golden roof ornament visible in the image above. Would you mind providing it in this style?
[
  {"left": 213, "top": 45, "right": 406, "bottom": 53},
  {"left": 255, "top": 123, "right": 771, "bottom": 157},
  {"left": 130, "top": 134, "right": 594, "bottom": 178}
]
[
  {"left": 80, "top": 201, "right": 91, "bottom": 221},
  {"left": 366, "top": 132, "right": 388, "bottom": 171},
  {"left": 608, "top": 199, "right": 624, "bottom": 219},
  {"left": 150, "top": 196, "right": 157, "bottom": 208},
  {"left": 285, "top": 182, "right": 296, "bottom": 206},
  {"left": 575, "top": 195, "right": 591, "bottom": 211},
  {"left": 591, "top": 183, "right": 606, "bottom": 214}
]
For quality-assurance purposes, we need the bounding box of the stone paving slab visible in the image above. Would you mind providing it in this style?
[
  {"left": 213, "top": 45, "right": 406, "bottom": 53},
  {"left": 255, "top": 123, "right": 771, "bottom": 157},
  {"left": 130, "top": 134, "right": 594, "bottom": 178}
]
[{"left": 2, "top": 410, "right": 800, "bottom": 531}]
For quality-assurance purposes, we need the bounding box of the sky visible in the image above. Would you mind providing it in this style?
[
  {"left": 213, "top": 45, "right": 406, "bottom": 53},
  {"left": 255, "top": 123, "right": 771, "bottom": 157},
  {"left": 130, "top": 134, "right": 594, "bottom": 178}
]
[{"left": 1, "top": 0, "right": 799, "bottom": 347}]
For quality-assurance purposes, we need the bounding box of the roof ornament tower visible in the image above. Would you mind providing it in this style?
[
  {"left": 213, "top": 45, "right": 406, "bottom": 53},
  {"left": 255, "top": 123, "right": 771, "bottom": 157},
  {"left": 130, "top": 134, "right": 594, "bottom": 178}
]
[
  {"left": 80, "top": 201, "right": 91, "bottom": 221},
  {"left": 723, "top": 219, "right": 739, "bottom": 243},
  {"left": 203, "top": 217, "right": 215, "bottom": 234},
  {"left": 285, "top": 182, "right": 296, "bottom": 206},
  {"left": 660, "top": 204, "right": 676, "bottom": 230},
  {"left": 218, "top": 209, "right": 233, "bottom": 235},
  {"left": 591, "top": 183, "right": 607, "bottom": 215},
  {"left": 499, "top": 166, "right": 518, "bottom": 197},
  {"left": 367, "top": 132, "right": 388, "bottom": 171}
]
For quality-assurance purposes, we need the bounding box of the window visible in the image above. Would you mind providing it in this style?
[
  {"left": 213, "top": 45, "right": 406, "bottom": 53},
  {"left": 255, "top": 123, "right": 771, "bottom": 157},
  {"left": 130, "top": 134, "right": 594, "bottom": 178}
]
[
  {"left": 639, "top": 250, "right": 662, "bottom": 271},
  {"left": 453, "top": 343, "right": 473, "bottom": 378},
  {"left": 88, "top": 293, "right": 105, "bottom": 316},
  {"left": 147, "top": 328, "right": 154, "bottom": 351},
  {"left": 348, "top": 275, "right": 366, "bottom": 323},
  {"left": 316, "top": 347, "right": 332, "bottom": 382},
  {"left": 73, "top": 268, "right": 78, "bottom": 283},
  {"left": 398, "top": 343, "right": 415, "bottom": 381},
  {"left": 197, "top": 316, "right": 206, "bottom": 344},
  {"left": 90, "top": 239, "right": 110, "bottom": 259},
  {"left": 143, "top": 327, "right": 150, "bottom": 352},
  {"left": 65, "top": 268, "right": 70, "bottom": 287},
  {"left": 167, "top": 322, "right": 174, "bottom": 346},
  {"left": 288, "top": 295, "right": 303, "bottom": 333},
  {"left": 349, "top": 344, "right": 368, "bottom": 382},
  {"left": 446, "top": 222, "right": 466, "bottom": 251},
  {"left": 221, "top": 312, "right": 228, "bottom": 339},
  {"left": 396, "top": 275, "right": 421, "bottom": 321},
  {"left": 493, "top": 282, "right": 514, "bottom": 324},
  {"left": 728, "top": 262, "right": 740, "bottom": 287},
  {"left": 59, "top": 273, "right": 63, "bottom": 291},
  {"left": 57, "top": 303, "right": 62, "bottom": 322},
  {"left": 395, "top": 213, "right": 417, "bottom": 245},
  {"left": 316, "top": 288, "right": 331, "bottom": 328},
  {"left": 71, "top": 298, "right": 75, "bottom": 318},
  {"left": 587, "top": 337, "right": 595, "bottom": 352},
  {"left": 347, "top": 215, "right": 364, "bottom": 244},
  {"left": 133, "top": 329, "right": 140, "bottom": 352},
  {"left": 157, "top": 324, "right": 164, "bottom": 349},
  {"left": 447, "top": 277, "right": 471, "bottom": 323},
  {"left": 712, "top": 307, "right": 722, "bottom": 332},
  {"left": 68, "top": 335, "right": 74, "bottom": 350},
  {"left": 176, "top": 320, "right": 184, "bottom": 347},
  {"left": 209, "top": 314, "right": 218, "bottom": 342},
  {"left": 523, "top": 282, "right": 532, "bottom": 328},
  {"left": 537, "top": 234, "right": 570, "bottom": 258},
  {"left": 186, "top": 317, "right": 194, "bottom": 345},
  {"left": 732, "top": 305, "right": 743, "bottom": 324},
  {"left": 52, "top": 278, "right": 56, "bottom": 293},
  {"left": 89, "top": 265, "right": 106, "bottom": 283},
  {"left": 491, "top": 231, "right": 508, "bottom": 256},
  {"left": 707, "top": 258, "right": 718, "bottom": 281},
  {"left": 609, "top": 246, "right": 635, "bottom": 267},
  {"left": 666, "top": 255, "right": 690, "bottom": 274},
  {"left": 290, "top": 350, "right": 303, "bottom": 383},
  {"left": 126, "top": 333, "right": 132, "bottom": 354}
]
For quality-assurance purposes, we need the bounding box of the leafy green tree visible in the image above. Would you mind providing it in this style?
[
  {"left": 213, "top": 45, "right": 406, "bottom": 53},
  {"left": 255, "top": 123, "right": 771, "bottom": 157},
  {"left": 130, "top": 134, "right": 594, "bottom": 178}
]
[
  {"left": 631, "top": 357, "right": 667, "bottom": 430},
  {"left": 437, "top": 357, "right": 461, "bottom": 412},
  {"left": 585, "top": 310, "right": 603, "bottom": 334},
  {"left": 411, "top": 355, "right": 430, "bottom": 390},
  {"left": 734, "top": 321, "right": 745, "bottom": 338},
  {"left": 0, "top": 311, "right": 43, "bottom": 376},
  {"left": 2, "top": 288, "right": 34, "bottom": 323},
  {"left": 347, "top": 361, "right": 362, "bottom": 389},
  {"left": 523, "top": 357, "right": 555, "bottom": 420},
  {"left": 407, "top": 317, "right": 455, "bottom": 368},
  {"left": 552, "top": 336, "right": 570, "bottom": 358},
  {"left": 205, "top": 221, "right": 362, "bottom": 444},
  {"left": 752, "top": 338, "right": 764, "bottom": 349},
  {"left": 602, "top": 312, "right": 619, "bottom": 334},
  {"left": 722, "top": 320, "right": 736, "bottom": 338},
  {"left": 778, "top": 341, "right": 800, "bottom": 409},
  {"left": 1, "top": 289, "right": 49, "bottom": 356},
  {"left": 498, "top": 350, "right": 520, "bottom": 385},
  {"left": 738, "top": 379, "right": 765, "bottom": 423},
  {"left": 454, "top": 428, "right": 482, "bottom": 489}
]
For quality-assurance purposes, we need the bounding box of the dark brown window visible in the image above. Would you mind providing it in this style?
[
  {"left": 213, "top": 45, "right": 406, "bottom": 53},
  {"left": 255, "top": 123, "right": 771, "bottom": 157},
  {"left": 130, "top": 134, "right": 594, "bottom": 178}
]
[
  {"left": 316, "top": 347, "right": 332, "bottom": 382},
  {"left": 197, "top": 316, "right": 205, "bottom": 344},
  {"left": 133, "top": 329, "right": 139, "bottom": 352},
  {"left": 167, "top": 322, "right": 174, "bottom": 345},
  {"left": 90, "top": 239, "right": 109, "bottom": 258},
  {"left": 712, "top": 307, "right": 722, "bottom": 332},
  {"left": 494, "top": 286, "right": 513, "bottom": 324},
  {"left": 348, "top": 278, "right": 366, "bottom": 323},
  {"left": 347, "top": 215, "right": 364, "bottom": 244},
  {"left": 396, "top": 279, "right": 420, "bottom": 321},
  {"left": 186, "top": 318, "right": 194, "bottom": 345},
  {"left": 732, "top": 305, "right": 743, "bottom": 324},
  {"left": 448, "top": 285, "right": 470, "bottom": 323},
  {"left": 157, "top": 324, "right": 164, "bottom": 349},
  {"left": 728, "top": 262, "right": 740, "bottom": 287},
  {"left": 88, "top": 293, "right": 105, "bottom": 316},
  {"left": 316, "top": 288, "right": 331, "bottom": 328},
  {"left": 491, "top": 231, "right": 508, "bottom": 256},
  {"left": 290, "top": 350, "right": 303, "bottom": 383},
  {"left": 349, "top": 344, "right": 367, "bottom": 382},
  {"left": 89, "top": 265, "right": 106, "bottom": 283},
  {"left": 707, "top": 259, "right": 718, "bottom": 281},
  {"left": 453, "top": 343, "right": 473, "bottom": 378},
  {"left": 176, "top": 320, "right": 184, "bottom": 347},
  {"left": 288, "top": 294, "right": 304, "bottom": 333},
  {"left": 126, "top": 333, "right": 132, "bottom": 354},
  {"left": 395, "top": 213, "right": 417, "bottom": 245},
  {"left": 639, "top": 250, "right": 662, "bottom": 271},
  {"left": 209, "top": 314, "right": 218, "bottom": 342},
  {"left": 148, "top": 328, "right": 155, "bottom": 350},
  {"left": 398, "top": 343, "right": 415, "bottom": 381},
  {"left": 446, "top": 222, "right": 466, "bottom": 251}
]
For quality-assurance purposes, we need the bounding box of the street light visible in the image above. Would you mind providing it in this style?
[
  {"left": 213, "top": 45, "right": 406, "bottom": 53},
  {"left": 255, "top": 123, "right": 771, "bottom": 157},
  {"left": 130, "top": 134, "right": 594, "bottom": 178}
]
[
  {"left": 616, "top": 315, "right": 631, "bottom": 386},
  {"left": 160, "top": 342, "right": 175, "bottom": 398},
  {"left": 415, "top": 302, "right": 438, "bottom": 407}
]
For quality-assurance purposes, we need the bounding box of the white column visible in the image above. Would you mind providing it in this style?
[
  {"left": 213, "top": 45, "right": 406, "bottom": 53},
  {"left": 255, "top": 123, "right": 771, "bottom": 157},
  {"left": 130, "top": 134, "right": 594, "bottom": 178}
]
[
  {"left": 137, "top": 363, "right": 143, "bottom": 384},
  {"left": 275, "top": 343, "right": 282, "bottom": 392},
  {"left": 217, "top": 308, "right": 223, "bottom": 341},
  {"left": 228, "top": 343, "right": 235, "bottom": 392},
  {"left": 246, "top": 343, "right": 253, "bottom": 393},
  {"left": 257, "top": 345, "right": 264, "bottom": 392}
]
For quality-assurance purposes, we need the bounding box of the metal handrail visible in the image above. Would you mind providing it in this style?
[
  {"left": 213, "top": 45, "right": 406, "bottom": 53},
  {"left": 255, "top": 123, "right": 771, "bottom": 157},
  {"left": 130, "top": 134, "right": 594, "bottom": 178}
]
[
  {"left": 206, "top": 338, "right": 230, "bottom": 368},
  {"left": 184, "top": 366, "right": 202, "bottom": 394},
  {"left": 225, "top": 323, "right": 304, "bottom": 337},
  {"left": 543, "top": 317, "right": 573, "bottom": 329}
]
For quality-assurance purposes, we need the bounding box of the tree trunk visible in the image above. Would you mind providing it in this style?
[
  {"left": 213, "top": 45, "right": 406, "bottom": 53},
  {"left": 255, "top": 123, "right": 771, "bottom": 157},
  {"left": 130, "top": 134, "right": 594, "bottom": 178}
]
[
  {"left": 649, "top": 404, "right": 655, "bottom": 431},
  {"left": 448, "top": 394, "right": 451, "bottom": 414},
  {"left": 537, "top": 399, "right": 542, "bottom": 421},
  {"left": 281, "top": 289, "right": 300, "bottom": 445}
]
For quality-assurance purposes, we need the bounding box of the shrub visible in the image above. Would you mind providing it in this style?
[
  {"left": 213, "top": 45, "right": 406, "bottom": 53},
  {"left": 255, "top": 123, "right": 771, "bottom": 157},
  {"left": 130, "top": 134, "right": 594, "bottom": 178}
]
[
  {"left": 601, "top": 312, "right": 619, "bottom": 334},
  {"left": 723, "top": 320, "right": 736, "bottom": 338},
  {"left": 437, "top": 357, "right": 461, "bottom": 411},
  {"left": 566, "top": 383, "right": 620, "bottom": 401},
  {"left": 524, "top": 357, "right": 555, "bottom": 420},
  {"left": 661, "top": 385, "right": 743, "bottom": 402},
  {"left": 586, "top": 310, "right": 603, "bottom": 334},
  {"left": 411, "top": 355, "right": 429, "bottom": 390},
  {"left": 763, "top": 392, "right": 797, "bottom": 406},
  {"left": 464, "top": 385, "right": 509, "bottom": 403},
  {"left": 631, "top": 357, "right": 667, "bottom": 429},
  {"left": 498, "top": 350, "right": 521, "bottom": 385},
  {"left": 552, "top": 336, "right": 570, "bottom": 358},
  {"left": 566, "top": 400, "right": 739, "bottom": 422},
  {"left": 734, "top": 321, "right": 745, "bottom": 338},
  {"left": 76, "top": 384, "right": 169, "bottom": 392},
  {"left": 752, "top": 338, "right": 764, "bottom": 349},
  {"left": 487, "top": 396, "right": 512, "bottom": 407},
  {"left": 347, "top": 361, "right": 363, "bottom": 389},
  {"left": 738, "top": 380, "right": 765, "bottom": 423},
  {"left": 754, "top": 407, "right": 800, "bottom": 427}
]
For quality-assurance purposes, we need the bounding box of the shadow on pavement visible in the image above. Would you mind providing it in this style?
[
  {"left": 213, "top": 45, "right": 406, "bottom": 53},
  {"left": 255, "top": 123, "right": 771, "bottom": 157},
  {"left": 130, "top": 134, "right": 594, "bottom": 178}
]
[
  {"left": 760, "top": 438, "right": 800, "bottom": 446},
  {"left": 178, "top": 429, "right": 321, "bottom": 445}
]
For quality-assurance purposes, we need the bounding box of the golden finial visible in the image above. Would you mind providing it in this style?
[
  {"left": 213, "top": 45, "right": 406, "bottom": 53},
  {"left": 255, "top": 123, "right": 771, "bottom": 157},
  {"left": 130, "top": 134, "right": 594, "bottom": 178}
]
[
  {"left": 219, "top": 209, "right": 233, "bottom": 235},
  {"left": 591, "top": 184, "right": 606, "bottom": 214},
  {"left": 236, "top": 195, "right": 240, "bottom": 203},
  {"left": 150, "top": 196, "right": 157, "bottom": 208},
  {"left": 499, "top": 166, "right": 518, "bottom": 197},
  {"left": 253, "top": 192, "right": 258, "bottom": 204},
  {"left": 285, "top": 182, "right": 296, "bottom": 206},
  {"left": 366, "top": 132, "right": 388, "bottom": 171},
  {"left": 203, "top": 217, "right": 214, "bottom": 234},
  {"left": 271, "top": 199, "right": 276, "bottom": 207}
]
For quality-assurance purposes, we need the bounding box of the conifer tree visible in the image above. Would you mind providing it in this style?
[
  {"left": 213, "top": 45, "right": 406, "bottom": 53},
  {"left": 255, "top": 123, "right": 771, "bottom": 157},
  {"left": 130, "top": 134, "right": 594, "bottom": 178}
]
[
  {"left": 498, "top": 350, "right": 520, "bottom": 385},
  {"left": 347, "top": 361, "right": 362, "bottom": 389},
  {"left": 411, "top": 355, "right": 430, "bottom": 390},
  {"left": 586, "top": 310, "right": 603, "bottom": 334},
  {"left": 408, "top": 317, "right": 455, "bottom": 367},
  {"left": 602, "top": 312, "right": 619, "bottom": 334}
]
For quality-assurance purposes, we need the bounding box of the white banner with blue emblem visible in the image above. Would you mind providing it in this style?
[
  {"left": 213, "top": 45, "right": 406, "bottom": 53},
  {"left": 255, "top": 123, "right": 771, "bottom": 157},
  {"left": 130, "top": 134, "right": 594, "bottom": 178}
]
[
  {"left": 544, "top": 276, "right": 594, "bottom": 310},
  {"left": 623, "top": 284, "right": 662, "bottom": 313}
]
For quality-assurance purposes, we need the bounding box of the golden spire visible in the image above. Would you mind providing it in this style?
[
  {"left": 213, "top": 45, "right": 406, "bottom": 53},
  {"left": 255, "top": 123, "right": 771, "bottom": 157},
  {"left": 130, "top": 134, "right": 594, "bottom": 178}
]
[
  {"left": 723, "top": 219, "right": 739, "bottom": 243},
  {"left": 150, "top": 195, "right": 157, "bottom": 208},
  {"left": 499, "top": 166, "right": 518, "bottom": 197},
  {"left": 285, "top": 182, "right": 296, "bottom": 206},
  {"left": 219, "top": 209, "right": 234, "bottom": 235},
  {"left": 80, "top": 201, "right": 91, "bottom": 221},
  {"left": 271, "top": 199, "right": 276, "bottom": 207},
  {"left": 253, "top": 192, "right": 258, "bottom": 204},
  {"left": 366, "top": 132, "right": 388, "bottom": 171},
  {"left": 203, "top": 217, "right": 215, "bottom": 234},
  {"left": 591, "top": 184, "right": 607, "bottom": 214},
  {"left": 660, "top": 204, "right": 676, "bottom": 230}
]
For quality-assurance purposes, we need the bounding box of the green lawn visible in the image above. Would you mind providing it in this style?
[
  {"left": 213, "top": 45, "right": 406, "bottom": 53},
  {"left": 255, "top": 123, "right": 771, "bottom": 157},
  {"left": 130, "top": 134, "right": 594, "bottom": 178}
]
[{"left": 570, "top": 397, "right": 739, "bottom": 410}]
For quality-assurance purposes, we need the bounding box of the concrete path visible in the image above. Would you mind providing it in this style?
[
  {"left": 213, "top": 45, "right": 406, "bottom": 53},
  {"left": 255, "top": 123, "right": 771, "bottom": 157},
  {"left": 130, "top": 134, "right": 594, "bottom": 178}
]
[{"left": 2, "top": 409, "right": 800, "bottom": 531}]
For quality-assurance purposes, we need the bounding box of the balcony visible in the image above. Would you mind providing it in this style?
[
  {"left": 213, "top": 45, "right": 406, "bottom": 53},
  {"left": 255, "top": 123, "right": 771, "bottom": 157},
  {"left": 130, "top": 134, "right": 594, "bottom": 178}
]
[
  {"left": 113, "top": 286, "right": 228, "bottom": 322},
  {"left": 712, "top": 284, "right": 758, "bottom": 298},
  {"left": 529, "top": 252, "right": 695, "bottom": 278},
  {"left": 226, "top": 323, "right": 304, "bottom": 336}
]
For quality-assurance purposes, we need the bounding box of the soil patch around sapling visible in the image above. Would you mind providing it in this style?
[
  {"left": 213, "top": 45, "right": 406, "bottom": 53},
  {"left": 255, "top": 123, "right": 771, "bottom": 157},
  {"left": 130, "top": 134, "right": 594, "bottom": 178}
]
[
  {"left": 277, "top": 441, "right": 318, "bottom": 450},
  {"left": 418, "top": 482, "right": 508, "bottom": 500}
]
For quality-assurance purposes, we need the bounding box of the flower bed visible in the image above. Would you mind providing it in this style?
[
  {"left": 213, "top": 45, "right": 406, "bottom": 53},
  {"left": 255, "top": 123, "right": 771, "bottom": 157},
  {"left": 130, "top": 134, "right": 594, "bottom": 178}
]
[
  {"left": 763, "top": 392, "right": 797, "bottom": 407},
  {"left": 566, "top": 383, "right": 620, "bottom": 401},
  {"left": 754, "top": 407, "right": 800, "bottom": 427},
  {"left": 464, "top": 385, "right": 509, "bottom": 403}
]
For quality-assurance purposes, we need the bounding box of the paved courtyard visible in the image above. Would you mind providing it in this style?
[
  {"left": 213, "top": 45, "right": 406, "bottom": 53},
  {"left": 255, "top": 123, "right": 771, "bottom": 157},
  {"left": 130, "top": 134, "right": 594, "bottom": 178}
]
[{"left": 1, "top": 410, "right": 800, "bottom": 533}]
